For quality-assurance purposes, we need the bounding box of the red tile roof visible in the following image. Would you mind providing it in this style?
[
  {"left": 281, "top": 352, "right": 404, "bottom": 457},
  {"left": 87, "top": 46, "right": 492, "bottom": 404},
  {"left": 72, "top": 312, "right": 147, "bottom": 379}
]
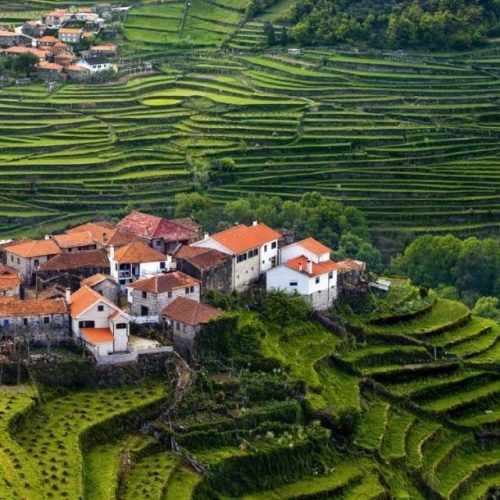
[
  {"left": 0, "top": 298, "right": 67, "bottom": 317},
  {"left": 284, "top": 256, "right": 338, "bottom": 277},
  {"left": 38, "top": 61, "right": 63, "bottom": 71},
  {"left": 337, "top": 259, "right": 366, "bottom": 273},
  {"left": 80, "top": 273, "right": 109, "bottom": 288},
  {"left": 175, "top": 245, "right": 230, "bottom": 270},
  {"left": 162, "top": 297, "right": 222, "bottom": 326},
  {"left": 66, "top": 221, "right": 144, "bottom": 247},
  {"left": 81, "top": 327, "right": 114, "bottom": 345},
  {"left": 113, "top": 242, "right": 167, "bottom": 264},
  {"left": 53, "top": 231, "right": 95, "bottom": 249},
  {"left": 118, "top": 211, "right": 197, "bottom": 243},
  {"left": 294, "top": 237, "right": 331, "bottom": 256},
  {"left": 0, "top": 264, "right": 20, "bottom": 292},
  {"left": 70, "top": 285, "right": 118, "bottom": 318},
  {"left": 130, "top": 271, "right": 199, "bottom": 294},
  {"left": 39, "top": 35, "right": 58, "bottom": 44},
  {"left": 6, "top": 239, "right": 61, "bottom": 259},
  {"left": 209, "top": 223, "right": 281, "bottom": 254},
  {"left": 37, "top": 249, "right": 108, "bottom": 271}
]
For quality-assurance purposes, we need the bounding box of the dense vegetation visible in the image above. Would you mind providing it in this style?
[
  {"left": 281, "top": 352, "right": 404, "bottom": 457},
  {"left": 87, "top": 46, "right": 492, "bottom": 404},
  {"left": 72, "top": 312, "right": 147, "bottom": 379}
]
[{"left": 286, "top": 0, "right": 500, "bottom": 49}]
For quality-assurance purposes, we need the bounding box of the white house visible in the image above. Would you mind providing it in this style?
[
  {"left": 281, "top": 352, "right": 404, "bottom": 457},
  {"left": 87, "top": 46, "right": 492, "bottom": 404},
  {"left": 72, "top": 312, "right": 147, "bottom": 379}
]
[
  {"left": 76, "top": 56, "right": 113, "bottom": 73},
  {"left": 108, "top": 242, "right": 171, "bottom": 289},
  {"left": 58, "top": 28, "right": 82, "bottom": 44},
  {"left": 192, "top": 222, "right": 280, "bottom": 291},
  {"left": 69, "top": 285, "right": 130, "bottom": 358},
  {"left": 266, "top": 237, "right": 338, "bottom": 310}
]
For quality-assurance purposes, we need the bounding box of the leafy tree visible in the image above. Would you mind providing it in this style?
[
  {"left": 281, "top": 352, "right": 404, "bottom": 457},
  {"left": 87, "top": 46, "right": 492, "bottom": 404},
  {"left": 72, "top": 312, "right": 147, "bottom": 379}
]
[
  {"left": 174, "top": 192, "right": 215, "bottom": 228},
  {"left": 264, "top": 290, "right": 311, "bottom": 332},
  {"left": 12, "top": 53, "right": 38, "bottom": 77},
  {"left": 264, "top": 21, "right": 276, "bottom": 46},
  {"left": 472, "top": 296, "right": 500, "bottom": 321},
  {"left": 187, "top": 156, "right": 211, "bottom": 191}
]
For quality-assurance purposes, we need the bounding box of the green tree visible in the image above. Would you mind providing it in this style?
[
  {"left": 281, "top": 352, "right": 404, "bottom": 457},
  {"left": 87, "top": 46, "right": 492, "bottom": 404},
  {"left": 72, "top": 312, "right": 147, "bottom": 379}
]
[
  {"left": 264, "top": 290, "right": 311, "bottom": 332},
  {"left": 174, "top": 192, "right": 214, "bottom": 228},
  {"left": 264, "top": 21, "right": 276, "bottom": 46},
  {"left": 12, "top": 52, "right": 38, "bottom": 77},
  {"left": 472, "top": 296, "right": 500, "bottom": 321}
]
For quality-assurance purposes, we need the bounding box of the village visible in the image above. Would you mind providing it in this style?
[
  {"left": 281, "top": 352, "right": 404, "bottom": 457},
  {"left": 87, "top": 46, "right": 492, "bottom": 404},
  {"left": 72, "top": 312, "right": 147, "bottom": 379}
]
[
  {"left": 0, "top": 4, "right": 125, "bottom": 83},
  {"left": 0, "top": 210, "right": 369, "bottom": 365}
]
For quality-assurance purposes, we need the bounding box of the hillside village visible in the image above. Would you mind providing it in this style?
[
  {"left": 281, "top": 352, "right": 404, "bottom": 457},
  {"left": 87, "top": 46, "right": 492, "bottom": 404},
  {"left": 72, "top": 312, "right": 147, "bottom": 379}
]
[
  {"left": 0, "top": 210, "right": 368, "bottom": 365},
  {"left": 0, "top": 4, "right": 124, "bottom": 82}
]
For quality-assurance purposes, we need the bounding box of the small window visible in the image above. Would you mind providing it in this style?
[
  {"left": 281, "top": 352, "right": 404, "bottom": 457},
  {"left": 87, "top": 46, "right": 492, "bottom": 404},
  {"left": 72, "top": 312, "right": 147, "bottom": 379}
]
[
  {"left": 10, "top": 255, "right": 13, "bottom": 262},
  {"left": 168, "top": 291, "right": 172, "bottom": 298},
  {"left": 155, "top": 241, "right": 161, "bottom": 247},
  {"left": 141, "top": 306, "right": 149, "bottom": 316},
  {"left": 264, "top": 244, "right": 267, "bottom": 252},
  {"left": 183, "top": 324, "right": 187, "bottom": 333},
  {"left": 190, "top": 286, "right": 194, "bottom": 293},
  {"left": 98, "top": 305, "right": 104, "bottom": 312},
  {"left": 43, "top": 317, "right": 50, "bottom": 324},
  {"left": 185, "top": 287, "right": 189, "bottom": 294},
  {"left": 160, "top": 262, "right": 166, "bottom": 270},
  {"left": 116, "top": 323, "right": 127, "bottom": 329},
  {"left": 34, "top": 259, "right": 39, "bottom": 266},
  {"left": 17, "top": 258, "right": 20, "bottom": 264},
  {"left": 3, "top": 319, "right": 9, "bottom": 327},
  {"left": 79, "top": 320, "right": 95, "bottom": 328},
  {"left": 328, "top": 272, "right": 333, "bottom": 279},
  {"left": 315, "top": 277, "right": 320, "bottom": 284},
  {"left": 142, "top": 291, "right": 147, "bottom": 299},
  {"left": 289, "top": 281, "right": 298, "bottom": 287},
  {"left": 271, "top": 241, "right": 277, "bottom": 249},
  {"left": 23, "top": 318, "right": 28, "bottom": 325}
]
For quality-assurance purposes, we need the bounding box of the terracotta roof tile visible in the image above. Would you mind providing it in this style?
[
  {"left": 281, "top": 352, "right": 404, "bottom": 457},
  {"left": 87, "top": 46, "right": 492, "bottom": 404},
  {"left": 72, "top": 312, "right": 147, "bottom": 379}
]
[
  {"left": 130, "top": 272, "right": 199, "bottom": 294},
  {"left": 294, "top": 237, "right": 331, "bottom": 256},
  {"left": 118, "top": 211, "right": 197, "bottom": 243},
  {"left": 0, "top": 298, "right": 67, "bottom": 317},
  {"left": 53, "top": 231, "right": 95, "bottom": 249},
  {"left": 81, "top": 327, "right": 114, "bottom": 345},
  {"left": 113, "top": 242, "right": 166, "bottom": 264},
  {"left": 284, "top": 256, "right": 338, "bottom": 277},
  {"left": 175, "top": 246, "right": 230, "bottom": 270},
  {"left": 162, "top": 297, "right": 222, "bottom": 326},
  {"left": 59, "top": 28, "right": 82, "bottom": 34},
  {"left": 208, "top": 223, "right": 281, "bottom": 254},
  {"left": 6, "top": 239, "right": 61, "bottom": 259},
  {"left": 38, "top": 249, "right": 109, "bottom": 271},
  {"left": 338, "top": 259, "right": 366, "bottom": 273},
  {"left": 0, "top": 264, "right": 20, "bottom": 292},
  {"left": 70, "top": 285, "right": 119, "bottom": 318},
  {"left": 80, "top": 273, "right": 109, "bottom": 288}
]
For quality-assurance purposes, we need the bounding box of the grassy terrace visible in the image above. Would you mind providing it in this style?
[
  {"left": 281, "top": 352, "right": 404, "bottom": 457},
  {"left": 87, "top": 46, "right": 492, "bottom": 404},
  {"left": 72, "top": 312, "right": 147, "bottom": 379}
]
[{"left": 0, "top": 44, "right": 498, "bottom": 240}]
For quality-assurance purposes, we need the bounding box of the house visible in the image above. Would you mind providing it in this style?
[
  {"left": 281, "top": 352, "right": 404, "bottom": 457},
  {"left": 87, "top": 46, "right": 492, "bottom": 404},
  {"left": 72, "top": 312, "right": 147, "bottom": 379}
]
[
  {"left": 37, "top": 61, "right": 64, "bottom": 81},
  {"left": 0, "top": 264, "right": 21, "bottom": 298},
  {"left": 2, "top": 46, "right": 47, "bottom": 62},
  {"left": 37, "top": 35, "right": 59, "bottom": 48},
  {"left": 0, "top": 297, "right": 69, "bottom": 343},
  {"left": 175, "top": 246, "right": 232, "bottom": 297},
  {"left": 22, "top": 21, "right": 45, "bottom": 39},
  {"left": 127, "top": 271, "right": 200, "bottom": 317},
  {"left": 66, "top": 63, "right": 88, "bottom": 80},
  {"left": 43, "top": 9, "right": 70, "bottom": 29},
  {"left": 337, "top": 259, "right": 367, "bottom": 292},
  {"left": 0, "top": 31, "right": 27, "bottom": 47},
  {"left": 5, "top": 239, "right": 61, "bottom": 285},
  {"left": 52, "top": 232, "right": 97, "bottom": 252},
  {"left": 266, "top": 237, "right": 338, "bottom": 310},
  {"left": 162, "top": 296, "right": 222, "bottom": 357},
  {"left": 69, "top": 285, "right": 130, "bottom": 359},
  {"left": 118, "top": 211, "right": 198, "bottom": 254},
  {"left": 36, "top": 249, "right": 110, "bottom": 289},
  {"left": 109, "top": 242, "right": 171, "bottom": 289},
  {"left": 66, "top": 221, "right": 145, "bottom": 249},
  {"left": 76, "top": 56, "right": 113, "bottom": 73},
  {"left": 58, "top": 28, "right": 83, "bottom": 44},
  {"left": 89, "top": 44, "right": 117, "bottom": 56},
  {"left": 80, "top": 274, "right": 118, "bottom": 304},
  {"left": 52, "top": 41, "right": 72, "bottom": 55},
  {"left": 193, "top": 222, "right": 280, "bottom": 291}
]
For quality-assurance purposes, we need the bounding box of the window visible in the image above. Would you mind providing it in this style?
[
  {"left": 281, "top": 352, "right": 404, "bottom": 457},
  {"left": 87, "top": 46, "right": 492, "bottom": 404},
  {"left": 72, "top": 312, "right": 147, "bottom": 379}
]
[
  {"left": 155, "top": 241, "right": 161, "bottom": 247},
  {"left": 237, "top": 252, "right": 247, "bottom": 263},
  {"left": 271, "top": 241, "right": 277, "bottom": 249},
  {"left": 10, "top": 255, "right": 13, "bottom": 262},
  {"left": 264, "top": 244, "right": 267, "bottom": 252},
  {"left": 23, "top": 318, "right": 28, "bottom": 325},
  {"left": 79, "top": 320, "right": 95, "bottom": 328},
  {"left": 183, "top": 324, "right": 187, "bottom": 333},
  {"left": 176, "top": 322, "right": 180, "bottom": 331},
  {"left": 3, "top": 319, "right": 9, "bottom": 327},
  {"left": 44, "top": 317, "right": 50, "bottom": 324},
  {"left": 34, "top": 259, "right": 39, "bottom": 266},
  {"left": 142, "top": 291, "right": 147, "bottom": 299},
  {"left": 168, "top": 291, "right": 172, "bottom": 298},
  {"left": 116, "top": 323, "right": 127, "bottom": 329},
  {"left": 185, "top": 287, "right": 189, "bottom": 294},
  {"left": 190, "top": 286, "right": 194, "bottom": 293},
  {"left": 289, "top": 281, "right": 298, "bottom": 287},
  {"left": 328, "top": 272, "right": 333, "bottom": 279},
  {"left": 160, "top": 262, "right": 166, "bottom": 270},
  {"left": 315, "top": 277, "right": 320, "bottom": 284},
  {"left": 97, "top": 305, "right": 104, "bottom": 312},
  {"left": 141, "top": 306, "right": 149, "bottom": 316}
]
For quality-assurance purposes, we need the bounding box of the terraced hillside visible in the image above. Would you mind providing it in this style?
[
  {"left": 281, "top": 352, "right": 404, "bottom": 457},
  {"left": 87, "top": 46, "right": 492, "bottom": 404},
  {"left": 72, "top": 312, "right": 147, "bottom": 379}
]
[{"left": 1, "top": 44, "right": 498, "bottom": 243}]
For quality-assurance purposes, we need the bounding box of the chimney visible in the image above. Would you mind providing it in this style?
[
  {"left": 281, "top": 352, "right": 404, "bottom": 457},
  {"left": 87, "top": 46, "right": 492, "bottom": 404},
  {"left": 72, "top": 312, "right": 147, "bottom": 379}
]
[
  {"left": 65, "top": 287, "right": 71, "bottom": 305},
  {"left": 307, "top": 260, "right": 313, "bottom": 275},
  {"left": 109, "top": 245, "right": 115, "bottom": 260},
  {"left": 204, "top": 232, "right": 209, "bottom": 240},
  {"left": 298, "top": 262, "right": 303, "bottom": 272},
  {"left": 45, "top": 234, "right": 51, "bottom": 240},
  {"left": 102, "top": 232, "right": 108, "bottom": 243},
  {"left": 252, "top": 220, "right": 258, "bottom": 227}
]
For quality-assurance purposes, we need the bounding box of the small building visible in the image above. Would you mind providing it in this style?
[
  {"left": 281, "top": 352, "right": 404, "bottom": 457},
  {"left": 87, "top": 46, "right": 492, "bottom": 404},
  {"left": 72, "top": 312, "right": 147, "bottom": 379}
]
[
  {"left": 0, "top": 297, "right": 69, "bottom": 343},
  {"left": 192, "top": 222, "right": 280, "bottom": 291},
  {"left": 2, "top": 46, "right": 47, "bottom": 62},
  {"left": 266, "top": 237, "right": 338, "bottom": 310},
  {"left": 37, "top": 61, "right": 64, "bottom": 81},
  {"left": 37, "top": 249, "right": 110, "bottom": 289},
  {"left": 5, "top": 239, "right": 61, "bottom": 285},
  {"left": 109, "top": 242, "right": 171, "bottom": 289},
  {"left": 127, "top": 271, "right": 200, "bottom": 317},
  {"left": 52, "top": 232, "right": 97, "bottom": 253},
  {"left": 58, "top": 28, "right": 83, "bottom": 44},
  {"left": 43, "top": 9, "right": 70, "bottom": 29},
  {"left": 69, "top": 285, "right": 130, "bottom": 359},
  {"left": 80, "top": 274, "right": 118, "bottom": 304},
  {"left": 175, "top": 246, "right": 232, "bottom": 297},
  {"left": 66, "top": 63, "right": 88, "bottom": 80},
  {"left": 162, "top": 296, "right": 222, "bottom": 358},
  {"left": 0, "top": 30, "right": 27, "bottom": 47},
  {"left": 337, "top": 259, "right": 367, "bottom": 292},
  {"left": 90, "top": 44, "right": 117, "bottom": 56},
  {"left": 0, "top": 264, "right": 21, "bottom": 298},
  {"left": 76, "top": 56, "right": 112, "bottom": 73},
  {"left": 118, "top": 211, "right": 198, "bottom": 254},
  {"left": 22, "top": 21, "right": 45, "bottom": 39},
  {"left": 37, "top": 35, "right": 59, "bottom": 48}
]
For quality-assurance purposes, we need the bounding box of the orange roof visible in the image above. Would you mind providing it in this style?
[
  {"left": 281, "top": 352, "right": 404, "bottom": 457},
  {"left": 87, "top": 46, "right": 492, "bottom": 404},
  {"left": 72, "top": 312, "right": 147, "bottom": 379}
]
[
  {"left": 67, "top": 64, "right": 86, "bottom": 72},
  {"left": 0, "top": 30, "right": 18, "bottom": 37},
  {"left": 113, "top": 242, "right": 166, "bottom": 264},
  {"left": 6, "top": 239, "right": 61, "bottom": 258},
  {"left": 91, "top": 44, "right": 117, "bottom": 51},
  {"left": 59, "top": 28, "right": 82, "bottom": 34},
  {"left": 70, "top": 285, "right": 117, "bottom": 318},
  {"left": 209, "top": 223, "right": 280, "bottom": 254},
  {"left": 80, "top": 273, "right": 108, "bottom": 288},
  {"left": 130, "top": 272, "right": 199, "bottom": 294},
  {"left": 81, "top": 328, "right": 114, "bottom": 345},
  {"left": 38, "top": 61, "right": 63, "bottom": 71},
  {"left": 0, "top": 264, "right": 20, "bottom": 292},
  {"left": 0, "top": 298, "right": 67, "bottom": 317},
  {"left": 39, "top": 35, "right": 58, "bottom": 43},
  {"left": 53, "top": 231, "right": 95, "bottom": 249},
  {"left": 284, "top": 256, "right": 338, "bottom": 277},
  {"left": 338, "top": 259, "right": 366, "bottom": 273},
  {"left": 66, "top": 221, "right": 143, "bottom": 247},
  {"left": 162, "top": 297, "right": 222, "bottom": 326},
  {"left": 3, "top": 47, "right": 46, "bottom": 60},
  {"left": 295, "top": 237, "right": 331, "bottom": 256}
]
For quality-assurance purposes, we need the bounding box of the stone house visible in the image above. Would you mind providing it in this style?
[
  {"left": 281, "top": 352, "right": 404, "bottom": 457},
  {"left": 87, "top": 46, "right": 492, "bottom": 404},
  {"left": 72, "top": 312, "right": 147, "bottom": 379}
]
[
  {"left": 69, "top": 285, "right": 130, "bottom": 359},
  {"left": 37, "top": 61, "right": 64, "bottom": 82},
  {"left": 52, "top": 232, "right": 97, "bottom": 253},
  {"left": 0, "top": 31, "right": 27, "bottom": 47},
  {"left": 66, "top": 221, "right": 145, "bottom": 249},
  {"left": 22, "top": 21, "right": 45, "bottom": 38},
  {"left": 80, "top": 274, "right": 118, "bottom": 304},
  {"left": 118, "top": 211, "right": 198, "bottom": 254},
  {"left": 37, "top": 249, "right": 110, "bottom": 290},
  {"left": 337, "top": 259, "right": 367, "bottom": 293},
  {"left": 0, "top": 297, "right": 69, "bottom": 344},
  {"left": 162, "top": 296, "right": 222, "bottom": 358},
  {"left": 0, "top": 264, "right": 21, "bottom": 298},
  {"left": 58, "top": 28, "right": 83, "bottom": 44},
  {"left": 127, "top": 271, "right": 200, "bottom": 317},
  {"left": 175, "top": 246, "right": 232, "bottom": 298},
  {"left": 192, "top": 222, "right": 281, "bottom": 291},
  {"left": 5, "top": 239, "right": 61, "bottom": 285}
]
